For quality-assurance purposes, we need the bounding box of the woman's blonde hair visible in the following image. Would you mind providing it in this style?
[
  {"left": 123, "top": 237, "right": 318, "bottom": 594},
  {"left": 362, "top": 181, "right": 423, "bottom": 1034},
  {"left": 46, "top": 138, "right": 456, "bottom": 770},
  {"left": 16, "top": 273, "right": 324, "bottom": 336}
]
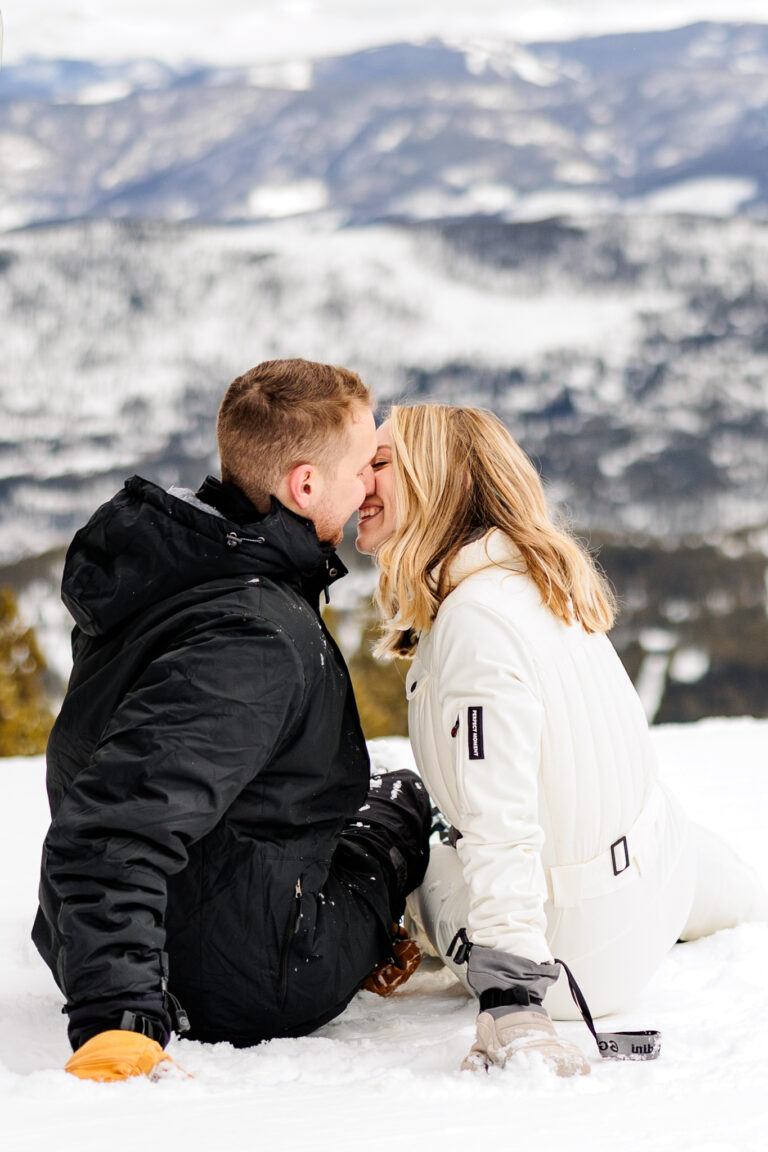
[{"left": 374, "top": 405, "right": 616, "bottom": 659}]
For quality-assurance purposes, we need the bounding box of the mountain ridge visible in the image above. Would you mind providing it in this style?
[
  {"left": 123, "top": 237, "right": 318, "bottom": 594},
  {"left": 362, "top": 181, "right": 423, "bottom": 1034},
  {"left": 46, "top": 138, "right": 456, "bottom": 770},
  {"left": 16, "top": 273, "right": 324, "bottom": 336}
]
[{"left": 3, "top": 23, "right": 768, "bottom": 230}]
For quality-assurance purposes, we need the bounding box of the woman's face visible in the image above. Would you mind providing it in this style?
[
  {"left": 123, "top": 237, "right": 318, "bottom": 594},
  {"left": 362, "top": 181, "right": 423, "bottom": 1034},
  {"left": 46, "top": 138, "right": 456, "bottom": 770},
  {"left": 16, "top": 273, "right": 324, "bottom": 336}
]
[{"left": 355, "top": 420, "right": 397, "bottom": 554}]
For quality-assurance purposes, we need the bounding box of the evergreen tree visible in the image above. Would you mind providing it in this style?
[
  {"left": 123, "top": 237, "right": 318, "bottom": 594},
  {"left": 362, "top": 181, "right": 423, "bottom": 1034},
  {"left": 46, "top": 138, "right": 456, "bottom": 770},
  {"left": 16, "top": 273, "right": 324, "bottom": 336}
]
[
  {"left": 0, "top": 586, "right": 54, "bottom": 756},
  {"left": 325, "top": 605, "right": 409, "bottom": 739}
]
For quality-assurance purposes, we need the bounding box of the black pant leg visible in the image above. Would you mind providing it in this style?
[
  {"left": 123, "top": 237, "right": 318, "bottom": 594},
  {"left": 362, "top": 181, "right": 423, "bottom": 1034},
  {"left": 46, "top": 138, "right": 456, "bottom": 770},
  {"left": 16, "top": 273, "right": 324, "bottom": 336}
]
[
  {"left": 205, "top": 770, "right": 432, "bottom": 1044},
  {"left": 339, "top": 768, "right": 432, "bottom": 922}
]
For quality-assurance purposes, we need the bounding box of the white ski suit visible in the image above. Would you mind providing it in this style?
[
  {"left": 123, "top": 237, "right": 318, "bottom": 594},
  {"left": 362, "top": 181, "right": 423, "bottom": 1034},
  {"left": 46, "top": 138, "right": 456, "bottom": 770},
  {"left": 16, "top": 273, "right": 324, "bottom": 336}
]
[{"left": 405, "top": 531, "right": 765, "bottom": 1018}]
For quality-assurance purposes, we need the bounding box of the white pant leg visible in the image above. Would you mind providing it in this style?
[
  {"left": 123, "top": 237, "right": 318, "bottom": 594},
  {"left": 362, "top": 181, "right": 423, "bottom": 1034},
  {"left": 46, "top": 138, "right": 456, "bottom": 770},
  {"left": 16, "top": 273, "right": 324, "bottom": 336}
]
[
  {"left": 543, "top": 830, "right": 696, "bottom": 1019},
  {"left": 408, "top": 811, "right": 698, "bottom": 1020},
  {"left": 545, "top": 791, "right": 697, "bottom": 1019},
  {"left": 405, "top": 802, "right": 768, "bottom": 1018},
  {"left": 680, "top": 822, "right": 768, "bottom": 940},
  {"left": 409, "top": 841, "right": 694, "bottom": 1017},
  {"left": 405, "top": 843, "right": 473, "bottom": 992}
]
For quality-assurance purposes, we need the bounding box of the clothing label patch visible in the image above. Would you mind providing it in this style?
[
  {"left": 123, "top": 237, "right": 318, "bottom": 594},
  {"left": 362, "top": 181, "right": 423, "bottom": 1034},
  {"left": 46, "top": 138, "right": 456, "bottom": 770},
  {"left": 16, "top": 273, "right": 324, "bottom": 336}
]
[{"left": 467, "top": 706, "right": 484, "bottom": 760}]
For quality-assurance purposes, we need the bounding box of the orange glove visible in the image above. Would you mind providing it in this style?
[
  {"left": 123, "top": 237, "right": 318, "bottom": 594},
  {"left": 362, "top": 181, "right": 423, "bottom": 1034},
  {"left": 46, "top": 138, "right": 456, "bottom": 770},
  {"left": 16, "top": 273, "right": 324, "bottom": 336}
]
[
  {"left": 64, "top": 1030, "right": 189, "bottom": 1082},
  {"left": 363, "top": 924, "right": 423, "bottom": 996}
]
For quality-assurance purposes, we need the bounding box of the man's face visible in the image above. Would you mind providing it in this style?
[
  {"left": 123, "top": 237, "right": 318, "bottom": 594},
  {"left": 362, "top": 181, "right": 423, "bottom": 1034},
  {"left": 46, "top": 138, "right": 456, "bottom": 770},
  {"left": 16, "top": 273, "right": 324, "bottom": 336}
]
[{"left": 311, "top": 404, "right": 377, "bottom": 546}]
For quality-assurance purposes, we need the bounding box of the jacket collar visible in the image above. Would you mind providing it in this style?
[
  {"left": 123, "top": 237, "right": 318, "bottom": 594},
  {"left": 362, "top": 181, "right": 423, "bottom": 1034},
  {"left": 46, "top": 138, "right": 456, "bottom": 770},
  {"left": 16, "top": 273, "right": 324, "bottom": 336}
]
[
  {"left": 194, "top": 476, "right": 265, "bottom": 526},
  {"left": 443, "top": 529, "right": 526, "bottom": 588},
  {"left": 193, "top": 477, "right": 348, "bottom": 602},
  {"left": 62, "top": 475, "right": 347, "bottom": 637}
]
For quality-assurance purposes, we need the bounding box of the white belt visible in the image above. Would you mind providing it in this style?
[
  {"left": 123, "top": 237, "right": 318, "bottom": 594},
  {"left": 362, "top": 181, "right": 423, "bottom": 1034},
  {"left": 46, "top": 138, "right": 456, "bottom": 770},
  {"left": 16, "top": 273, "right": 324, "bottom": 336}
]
[{"left": 547, "top": 784, "right": 667, "bottom": 908}]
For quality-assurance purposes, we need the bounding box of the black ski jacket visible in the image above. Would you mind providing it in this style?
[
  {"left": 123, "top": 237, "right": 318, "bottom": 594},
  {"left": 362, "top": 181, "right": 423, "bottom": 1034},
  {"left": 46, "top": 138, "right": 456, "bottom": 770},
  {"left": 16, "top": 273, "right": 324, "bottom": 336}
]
[{"left": 33, "top": 476, "right": 388, "bottom": 1047}]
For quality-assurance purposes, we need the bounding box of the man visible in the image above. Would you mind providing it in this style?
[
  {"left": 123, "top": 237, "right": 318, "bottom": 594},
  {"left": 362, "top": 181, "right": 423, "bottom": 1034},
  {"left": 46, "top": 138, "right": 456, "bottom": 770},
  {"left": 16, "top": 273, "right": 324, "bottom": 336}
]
[{"left": 33, "top": 359, "right": 431, "bottom": 1081}]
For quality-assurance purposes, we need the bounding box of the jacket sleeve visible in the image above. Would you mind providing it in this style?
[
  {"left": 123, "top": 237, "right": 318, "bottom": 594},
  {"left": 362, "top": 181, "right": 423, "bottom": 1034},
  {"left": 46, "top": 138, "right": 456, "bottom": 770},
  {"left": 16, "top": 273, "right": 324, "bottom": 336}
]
[
  {"left": 431, "top": 599, "right": 552, "bottom": 963},
  {"left": 40, "top": 614, "right": 307, "bottom": 1021}
]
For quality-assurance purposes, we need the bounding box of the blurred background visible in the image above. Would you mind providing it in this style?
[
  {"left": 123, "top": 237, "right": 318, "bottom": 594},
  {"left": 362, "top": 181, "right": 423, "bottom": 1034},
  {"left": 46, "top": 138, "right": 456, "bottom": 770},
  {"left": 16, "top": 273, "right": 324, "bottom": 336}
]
[{"left": 1, "top": 1, "right": 768, "bottom": 752}]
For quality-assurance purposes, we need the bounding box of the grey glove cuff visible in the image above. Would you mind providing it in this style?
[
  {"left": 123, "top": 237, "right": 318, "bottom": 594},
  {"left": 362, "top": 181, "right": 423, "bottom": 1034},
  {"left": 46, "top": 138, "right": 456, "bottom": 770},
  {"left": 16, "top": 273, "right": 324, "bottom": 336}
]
[
  {"left": 466, "top": 946, "right": 561, "bottom": 1014},
  {"left": 486, "top": 1002, "right": 547, "bottom": 1019}
]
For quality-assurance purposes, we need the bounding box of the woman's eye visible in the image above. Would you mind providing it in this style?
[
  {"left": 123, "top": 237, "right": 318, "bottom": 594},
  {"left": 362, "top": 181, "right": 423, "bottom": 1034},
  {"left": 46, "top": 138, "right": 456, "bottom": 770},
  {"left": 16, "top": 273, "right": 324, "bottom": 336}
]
[{"left": 372, "top": 460, "right": 389, "bottom": 470}]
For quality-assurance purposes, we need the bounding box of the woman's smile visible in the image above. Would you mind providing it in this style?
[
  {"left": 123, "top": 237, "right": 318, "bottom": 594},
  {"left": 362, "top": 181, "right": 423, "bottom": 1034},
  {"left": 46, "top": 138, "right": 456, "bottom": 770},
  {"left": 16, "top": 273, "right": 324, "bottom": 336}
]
[{"left": 355, "top": 421, "right": 396, "bottom": 553}]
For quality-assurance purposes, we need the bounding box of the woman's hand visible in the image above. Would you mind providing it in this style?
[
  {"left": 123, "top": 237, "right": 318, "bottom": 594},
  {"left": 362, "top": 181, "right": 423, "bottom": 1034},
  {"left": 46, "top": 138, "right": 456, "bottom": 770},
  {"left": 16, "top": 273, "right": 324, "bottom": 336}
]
[{"left": 462, "top": 1008, "right": 590, "bottom": 1077}]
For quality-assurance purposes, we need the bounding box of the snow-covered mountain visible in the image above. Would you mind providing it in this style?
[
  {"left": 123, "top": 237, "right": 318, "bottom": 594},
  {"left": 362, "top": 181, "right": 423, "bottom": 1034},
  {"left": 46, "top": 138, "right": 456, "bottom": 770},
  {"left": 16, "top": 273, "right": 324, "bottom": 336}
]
[
  {"left": 2, "top": 211, "right": 768, "bottom": 554},
  {"left": 2, "top": 24, "right": 768, "bottom": 230},
  {"left": 1, "top": 24, "right": 767, "bottom": 722},
  {"left": 1, "top": 210, "right": 767, "bottom": 720}
]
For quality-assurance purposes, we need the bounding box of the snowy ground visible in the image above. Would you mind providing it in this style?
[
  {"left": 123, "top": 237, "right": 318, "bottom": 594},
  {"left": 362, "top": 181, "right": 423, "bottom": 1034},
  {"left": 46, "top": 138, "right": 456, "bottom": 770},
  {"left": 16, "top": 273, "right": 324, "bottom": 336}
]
[{"left": 2, "top": 717, "right": 767, "bottom": 1151}]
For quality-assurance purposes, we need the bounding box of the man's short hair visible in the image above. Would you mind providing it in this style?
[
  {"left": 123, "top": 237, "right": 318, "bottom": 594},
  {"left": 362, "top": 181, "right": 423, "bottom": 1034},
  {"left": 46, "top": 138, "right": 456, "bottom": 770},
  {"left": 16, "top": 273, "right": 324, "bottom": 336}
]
[{"left": 217, "top": 358, "right": 372, "bottom": 506}]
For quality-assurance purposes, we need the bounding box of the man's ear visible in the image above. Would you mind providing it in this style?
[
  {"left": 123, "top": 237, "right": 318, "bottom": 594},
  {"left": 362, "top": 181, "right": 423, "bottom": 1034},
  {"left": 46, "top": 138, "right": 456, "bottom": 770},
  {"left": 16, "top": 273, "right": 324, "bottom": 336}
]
[{"left": 283, "top": 463, "right": 320, "bottom": 512}]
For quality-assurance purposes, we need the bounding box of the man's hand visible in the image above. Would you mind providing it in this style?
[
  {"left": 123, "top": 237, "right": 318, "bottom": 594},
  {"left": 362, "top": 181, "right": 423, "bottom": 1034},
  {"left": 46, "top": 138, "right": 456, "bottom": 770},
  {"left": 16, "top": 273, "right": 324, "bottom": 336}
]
[
  {"left": 65, "top": 1030, "right": 188, "bottom": 1082},
  {"left": 462, "top": 1009, "right": 590, "bottom": 1077},
  {"left": 363, "top": 924, "right": 422, "bottom": 996}
]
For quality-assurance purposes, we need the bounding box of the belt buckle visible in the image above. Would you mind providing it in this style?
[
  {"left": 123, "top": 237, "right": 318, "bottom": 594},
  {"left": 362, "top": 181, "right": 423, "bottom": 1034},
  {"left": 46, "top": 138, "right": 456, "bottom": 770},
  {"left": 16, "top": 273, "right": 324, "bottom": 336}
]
[{"left": 611, "top": 835, "right": 630, "bottom": 876}]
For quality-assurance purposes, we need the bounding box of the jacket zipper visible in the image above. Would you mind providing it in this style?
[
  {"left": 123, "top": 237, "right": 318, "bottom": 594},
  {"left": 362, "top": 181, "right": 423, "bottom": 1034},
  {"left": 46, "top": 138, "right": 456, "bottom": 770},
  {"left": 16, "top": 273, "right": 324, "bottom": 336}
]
[{"left": 279, "top": 877, "right": 303, "bottom": 1006}]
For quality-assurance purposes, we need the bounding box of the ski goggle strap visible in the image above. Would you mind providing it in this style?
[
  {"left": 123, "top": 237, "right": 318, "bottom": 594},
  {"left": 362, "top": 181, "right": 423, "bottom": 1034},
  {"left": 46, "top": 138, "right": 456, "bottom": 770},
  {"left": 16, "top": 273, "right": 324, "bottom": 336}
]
[{"left": 555, "top": 955, "right": 661, "bottom": 1061}]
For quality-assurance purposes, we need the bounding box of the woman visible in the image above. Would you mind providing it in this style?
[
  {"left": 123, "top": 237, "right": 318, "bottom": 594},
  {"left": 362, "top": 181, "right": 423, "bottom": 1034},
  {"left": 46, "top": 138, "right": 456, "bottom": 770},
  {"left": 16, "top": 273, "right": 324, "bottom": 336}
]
[{"left": 356, "top": 404, "right": 766, "bottom": 1077}]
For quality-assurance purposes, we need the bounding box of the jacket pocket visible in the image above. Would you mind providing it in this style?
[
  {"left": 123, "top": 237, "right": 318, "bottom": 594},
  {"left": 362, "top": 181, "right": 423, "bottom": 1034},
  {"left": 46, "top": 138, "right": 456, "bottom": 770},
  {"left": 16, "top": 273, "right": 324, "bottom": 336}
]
[
  {"left": 279, "top": 876, "right": 303, "bottom": 1007},
  {"left": 451, "top": 705, "right": 482, "bottom": 818}
]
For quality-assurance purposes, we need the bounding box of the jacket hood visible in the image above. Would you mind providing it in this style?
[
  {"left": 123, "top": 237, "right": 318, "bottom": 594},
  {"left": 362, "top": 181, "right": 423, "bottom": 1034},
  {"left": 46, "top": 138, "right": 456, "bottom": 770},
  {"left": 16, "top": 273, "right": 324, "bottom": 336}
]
[
  {"left": 62, "top": 475, "right": 346, "bottom": 637},
  {"left": 440, "top": 529, "right": 526, "bottom": 593}
]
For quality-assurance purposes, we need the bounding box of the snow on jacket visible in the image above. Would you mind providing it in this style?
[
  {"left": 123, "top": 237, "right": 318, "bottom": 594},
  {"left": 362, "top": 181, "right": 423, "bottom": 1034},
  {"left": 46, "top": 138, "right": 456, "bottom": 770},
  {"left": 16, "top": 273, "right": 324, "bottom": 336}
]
[
  {"left": 407, "top": 529, "right": 683, "bottom": 964},
  {"left": 33, "top": 476, "right": 391, "bottom": 1047}
]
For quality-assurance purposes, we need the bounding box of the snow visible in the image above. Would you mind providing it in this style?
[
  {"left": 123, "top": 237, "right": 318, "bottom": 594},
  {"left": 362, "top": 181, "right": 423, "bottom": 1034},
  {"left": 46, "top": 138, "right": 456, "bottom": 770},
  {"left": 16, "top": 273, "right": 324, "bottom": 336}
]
[
  {"left": 247, "top": 180, "right": 330, "bottom": 219},
  {"left": 5, "top": 2, "right": 768, "bottom": 66},
  {"left": 669, "top": 647, "right": 710, "bottom": 684},
  {"left": 73, "top": 80, "right": 135, "bottom": 106},
  {"left": 629, "top": 177, "right": 759, "bottom": 217},
  {"left": 635, "top": 653, "right": 671, "bottom": 722},
  {"left": 2, "top": 717, "right": 767, "bottom": 1150}
]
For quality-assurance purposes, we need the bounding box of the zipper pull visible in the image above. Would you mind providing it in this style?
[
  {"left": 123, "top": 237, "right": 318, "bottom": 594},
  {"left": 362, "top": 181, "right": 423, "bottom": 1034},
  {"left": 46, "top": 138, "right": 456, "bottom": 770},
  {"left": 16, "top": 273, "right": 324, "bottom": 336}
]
[
  {"left": 160, "top": 950, "right": 191, "bottom": 1035},
  {"left": 166, "top": 988, "right": 191, "bottom": 1035},
  {"left": 294, "top": 877, "right": 303, "bottom": 929},
  {"left": 451, "top": 716, "right": 460, "bottom": 738}
]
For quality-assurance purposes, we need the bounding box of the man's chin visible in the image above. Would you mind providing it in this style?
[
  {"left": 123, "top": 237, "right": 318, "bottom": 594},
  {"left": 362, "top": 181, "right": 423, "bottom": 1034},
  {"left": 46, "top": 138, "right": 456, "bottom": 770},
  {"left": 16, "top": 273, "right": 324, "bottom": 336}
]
[{"left": 317, "top": 527, "right": 344, "bottom": 548}]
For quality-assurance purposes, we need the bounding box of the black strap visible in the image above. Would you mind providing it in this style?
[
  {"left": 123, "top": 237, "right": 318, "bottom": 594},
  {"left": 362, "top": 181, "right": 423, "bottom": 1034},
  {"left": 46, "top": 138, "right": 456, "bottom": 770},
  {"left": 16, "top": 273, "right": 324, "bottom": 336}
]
[
  {"left": 447, "top": 927, "right": 473, "bottom": 966},
  {"left": 119, "top": 1010, "right": 167, "bottom": 1043},
  {"left": 555, "top": 956, "right": 661, "bottom": 1061},
  {"left": 479, "top": 986, "right": 542, "bottom": 1011},
  {"left": 448, "top": 926, "right": 661, "bottom": 1062}
]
